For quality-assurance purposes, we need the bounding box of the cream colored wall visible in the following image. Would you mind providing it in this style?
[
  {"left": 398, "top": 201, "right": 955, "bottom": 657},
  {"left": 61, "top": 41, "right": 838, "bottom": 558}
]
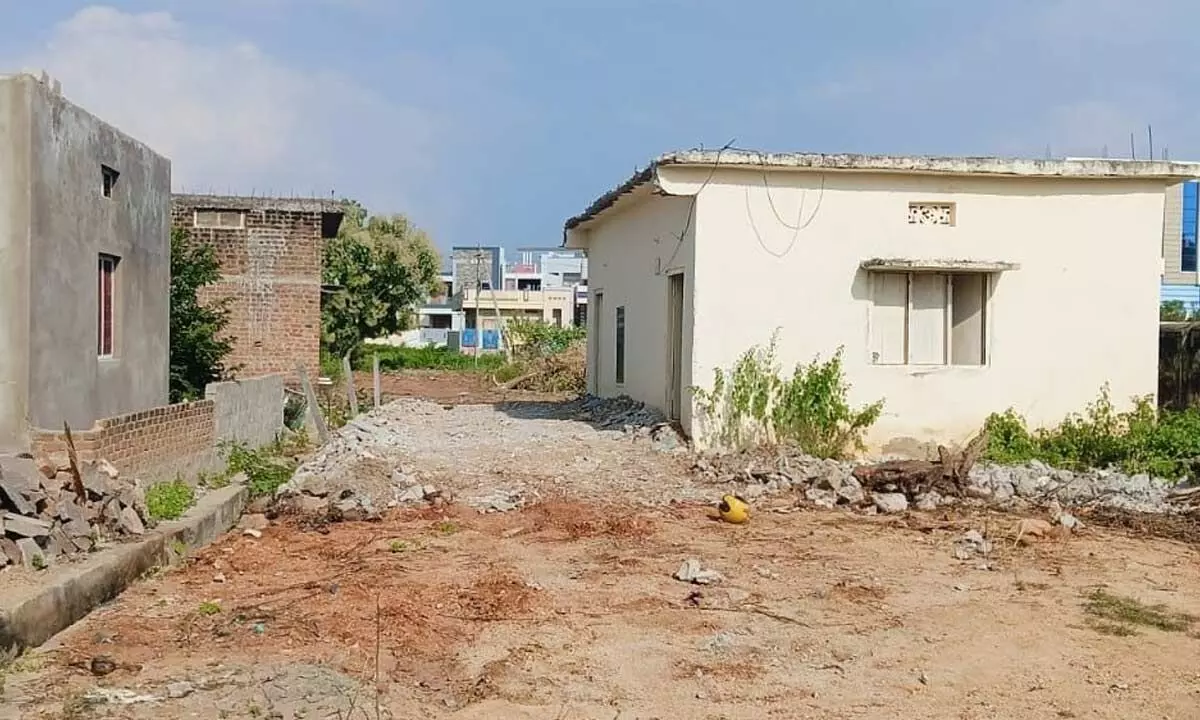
[
  {"left": 674, "top": 166, "right": 1165, "bottom": 455},
  {"left": 577, "top": 189, "right": 696, "bottom": 428}
]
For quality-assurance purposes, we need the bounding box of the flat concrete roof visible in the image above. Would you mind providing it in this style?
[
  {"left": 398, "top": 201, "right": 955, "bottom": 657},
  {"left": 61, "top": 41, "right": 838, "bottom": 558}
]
[
  {"left": 564, "top": 149, "right": 1200, "bottom": 232},
  {"left": 172, "top": 194, "right": 344, "bottom": 215}
]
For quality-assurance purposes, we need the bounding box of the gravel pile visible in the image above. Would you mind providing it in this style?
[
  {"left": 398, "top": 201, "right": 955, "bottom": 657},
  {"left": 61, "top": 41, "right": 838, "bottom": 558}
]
[{"left": 696, "top": 451, "right": 1199, "bottom": 517}]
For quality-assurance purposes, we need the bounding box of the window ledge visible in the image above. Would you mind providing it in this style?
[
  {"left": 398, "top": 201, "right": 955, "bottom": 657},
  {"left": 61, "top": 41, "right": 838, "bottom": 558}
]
[
  {"left": 872, "top": 364, "right": 989, "bottom": 375},
  {"left": 861, "top": 258, "right": 1019, "bottom": 273}
]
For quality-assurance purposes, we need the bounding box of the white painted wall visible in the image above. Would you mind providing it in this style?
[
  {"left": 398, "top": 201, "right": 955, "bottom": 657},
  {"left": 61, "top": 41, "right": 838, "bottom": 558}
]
[
  {"left": 668, "top": 166, "right": 1165, "bottom": 454},
  {"left": 577, "top": 187, "right": 697, "bottom": 429}
]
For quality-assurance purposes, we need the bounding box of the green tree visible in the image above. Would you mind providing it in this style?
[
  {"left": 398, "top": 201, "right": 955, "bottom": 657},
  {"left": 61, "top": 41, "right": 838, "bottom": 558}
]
[
  {"left": 170, "top": 227, "right": 235, "bottom": 402},
  {"left": 1162, "top": 300, "right": 1191, "bottom": 322},
  {"left": 321, "top": 200, "right": 442, "bottom": 359}
]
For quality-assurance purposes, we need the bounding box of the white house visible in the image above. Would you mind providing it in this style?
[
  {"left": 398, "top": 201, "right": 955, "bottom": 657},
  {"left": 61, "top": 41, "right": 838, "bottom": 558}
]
[{"left": 563, "top": 150, "right": 1200, "bottom": 455}]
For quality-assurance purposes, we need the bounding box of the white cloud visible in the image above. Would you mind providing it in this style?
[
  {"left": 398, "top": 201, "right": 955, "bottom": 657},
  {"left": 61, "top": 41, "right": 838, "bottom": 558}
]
[{"left": 16, "top": 5, "right": 437, "bottom": 206}]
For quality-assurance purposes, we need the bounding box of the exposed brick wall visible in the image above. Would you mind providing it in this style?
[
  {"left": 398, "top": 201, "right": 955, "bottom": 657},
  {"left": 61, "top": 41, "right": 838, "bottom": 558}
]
[
  {"left": 31, "top": 400, "right": 216, "bottom": 481},
  {"left": 171, "top": 198, "right": 338, "bottom": 382}
]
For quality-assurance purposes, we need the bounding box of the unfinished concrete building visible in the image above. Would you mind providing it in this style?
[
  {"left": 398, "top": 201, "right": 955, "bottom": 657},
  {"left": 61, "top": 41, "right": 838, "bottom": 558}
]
[
  {"left": 171, "top": 195, "right": 343, "bottom": 381},
  {"left": 0, "top": 72, "right": 172, "bottom": 452}
]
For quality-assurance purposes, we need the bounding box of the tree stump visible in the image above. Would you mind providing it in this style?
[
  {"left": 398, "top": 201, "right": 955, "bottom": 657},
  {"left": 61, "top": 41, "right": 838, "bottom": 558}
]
[{"left": 852, "top": 429, "right": 989, "bottom": 499}]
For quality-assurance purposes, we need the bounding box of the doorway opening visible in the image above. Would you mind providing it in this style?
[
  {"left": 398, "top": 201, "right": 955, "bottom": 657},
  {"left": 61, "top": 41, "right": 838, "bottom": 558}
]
[{"left": 667, "top": 273, "right": 684, "bottom": 421}]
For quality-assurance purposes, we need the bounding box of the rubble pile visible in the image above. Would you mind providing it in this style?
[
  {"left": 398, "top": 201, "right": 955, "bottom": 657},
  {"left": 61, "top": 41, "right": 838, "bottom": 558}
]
[
  {"left": 276, "top": 402, "right": 446, "bottom": 519},
  {"left": 0, "top": 454, "right": 149, "bottom": 569},
  {"left": 691, "top": 450, "right": 1200, "bottom": 518},
  {"left": 565, "top": 395, "right": 666, "bottom": 428},
  {"left": 564, "top": 395, "right": 686, "bottom": 451}
]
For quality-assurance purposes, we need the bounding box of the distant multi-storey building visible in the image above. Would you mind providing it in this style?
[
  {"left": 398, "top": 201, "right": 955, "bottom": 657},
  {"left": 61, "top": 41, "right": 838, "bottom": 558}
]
[
  {"left": 1162, "top": 180, "right": 1200, "bottom": 312},
  {"left": 410, "top": 245, "right": 589, "bottom": 351}
]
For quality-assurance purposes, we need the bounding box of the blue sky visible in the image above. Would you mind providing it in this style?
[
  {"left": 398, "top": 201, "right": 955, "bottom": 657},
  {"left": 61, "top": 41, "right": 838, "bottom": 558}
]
[{"left": 2, "top": 1, "right": 1196, "bottom": 251}]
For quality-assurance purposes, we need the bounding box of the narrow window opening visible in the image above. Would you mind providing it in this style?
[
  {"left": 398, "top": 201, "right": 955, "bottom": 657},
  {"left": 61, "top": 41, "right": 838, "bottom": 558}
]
[
  {"left": 101, "top": 165, "right": 119, "bottom": 198},
  {"left": 615, "top": 306, "right": 626, "bottom": 384},
  {"left": 98, "top": 254, "right": 119, "bottom": 357}
]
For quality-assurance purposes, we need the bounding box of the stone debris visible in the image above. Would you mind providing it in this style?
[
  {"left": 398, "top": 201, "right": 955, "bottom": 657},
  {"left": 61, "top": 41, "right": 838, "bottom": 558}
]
[
  {"left": 952, "top": 530, "right": 992, "bottom": 560},
  {"left": 0, "top": 453, "right": 151, "bottom": 568},
  {"left": 872, "top": 492, "right": 909, "bottom": 514},
  {"left": 674, "top": 558, "right": 725, "bottom": 585}
]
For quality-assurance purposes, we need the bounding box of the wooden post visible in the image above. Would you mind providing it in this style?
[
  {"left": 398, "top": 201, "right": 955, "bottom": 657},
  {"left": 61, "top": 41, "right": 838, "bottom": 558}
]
[
  {"left": 297, "top": 365, "right": 330, "bottom": 444},
  {"left": 373, "top": 353, "right": 381, "bottom": 409},
  {"left": 342, "top": 354, "right": 359, "bottom": 417}
]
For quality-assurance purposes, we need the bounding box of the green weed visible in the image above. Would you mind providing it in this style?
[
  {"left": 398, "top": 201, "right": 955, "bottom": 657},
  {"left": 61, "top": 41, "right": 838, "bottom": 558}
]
[
  {"left": 221, "top": 441, "right": 297, "bottom": 499},
  {"left": 198, "top": 601, "right": 221, "bottom": 616},
  {"left": 984, "top": 385, "right": 1200, "bottom": 479},
  {"left": 145, "top": 479, "right": 195, "bottom": 521},
  {"left": 691, "top": 330, "right": 883, "bottom": 458},
  {"left": 359, "top": 343, "right": 506, "bottom": 373},
  {"left": 435, "top": 520, "right": 460, "bottom": 535}
]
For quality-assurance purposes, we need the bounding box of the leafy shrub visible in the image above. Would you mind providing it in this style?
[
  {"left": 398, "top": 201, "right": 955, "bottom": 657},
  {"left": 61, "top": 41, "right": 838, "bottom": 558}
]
[
  {"left": 222, "top": 441, "right": 297, "bottom": 498},
  {"left": 505, "top": 318, "right": 586, "bottom": 358},
  {"left": 692, "top": 331, "right": 883, "bottom": 458},
  {"left": 360, "top": 343, "right": 506, "bottom": 373},
  {"left": 983, "top": 384, "right": 1200, "bottom": 480},
  {"left": 145, "top": 479, "right": 196, "bottom": 521}
]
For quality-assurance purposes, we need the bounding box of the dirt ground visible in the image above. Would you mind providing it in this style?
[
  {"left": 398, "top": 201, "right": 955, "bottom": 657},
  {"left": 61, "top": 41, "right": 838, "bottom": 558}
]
[
  {"left": 3, "top": 379, "right": 1200, "bottom": 719},
  {"left": 6, "top": 503, "right": 1200, "bottom": 719}
]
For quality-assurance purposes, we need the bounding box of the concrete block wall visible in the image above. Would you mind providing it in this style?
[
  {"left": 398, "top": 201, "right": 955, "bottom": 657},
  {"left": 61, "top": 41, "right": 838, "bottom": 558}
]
[{"left": 205, "top": 374, "right": 284, "bottom": 448}]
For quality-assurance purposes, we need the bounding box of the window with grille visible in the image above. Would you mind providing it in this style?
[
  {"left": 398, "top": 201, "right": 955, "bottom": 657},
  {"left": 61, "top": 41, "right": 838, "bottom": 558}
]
[
  {"left": 98, "top": 254, "right": 119, "bottom": 357},
  {"left": 869, "top": 272, "right": 989, "bottom": 366}
]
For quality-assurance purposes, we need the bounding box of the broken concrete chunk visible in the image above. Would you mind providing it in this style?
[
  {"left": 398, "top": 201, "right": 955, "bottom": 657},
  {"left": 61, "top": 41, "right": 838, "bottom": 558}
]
[
  {"left": 80, "top": 463, "right": 108, "bottom": 499},
  {"left": 96, "top": 458, "right": 120, "bottom": 481},
  {"left": 238, "top": 513, "right": 269, "bottom": 532},
  {"left": 2, "top": 512, "right": 52, "bottom": 538},
  {"left": 57, "top": 494, "right": 87, "bottom": 525},
  {"left": 674, "top": 558, "right": 725, "bottom": 585},
  {"left": 872, "top": 492, "right": 909, "bottom": 514},
  {"left": 0, "top": 537, "right": 20, "bottom": 565},
  {"left": 117, "top": 506, "right": 146, "bottom": 536},
  {"left": 16, "top": 537, "right": 46, "bottom": 569},
  {"left": 0, "top": 475, "right": 39, "bottom": 515}
]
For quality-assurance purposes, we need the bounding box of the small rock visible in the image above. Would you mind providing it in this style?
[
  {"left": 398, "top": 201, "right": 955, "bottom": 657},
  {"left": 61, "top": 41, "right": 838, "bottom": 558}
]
[
  {"left": 1015, "top": 475, "right": 1041, "bottom": 499},
  {"left": 213, "top": 573, "right": 226, "bottom": 583},
  {"left": 3, "top": 512, "right": 51, "bottom": 538},
  {"left": 0, "top": 537, "right": 21, "bottom": 565},
  {"left": 674, "top": 558, "right": 724, "bottom": 585},
  {"left": 166, "top": 681, "right": 195, "bottom": 699},
  {"left": 914, "top": 492, "right": 943, "bottom": 511},
  {"left": 117, "top": 506, "right": 146, "bottom": 536},
  {"left": 805, "top": 487, "right": 838, "bottom": 509},
  {"left": 90, "top": 655, "right": 118, "bottom": 676},
  {"left": 16, "top": 538, "right": 45, "bottom": 569},
  {"left": 1059, "top": 513, "right": 1083, "bottom": 531},
  {"left": 238, "top": 513, "right": 269, "bottom": 532},
  {"left": 243, "top": 528, "right": 263, "bottom": 539},
  {"left": 0, "top": 475, "right": 39, "bottom": 515},
  {"left": 835, "top": 480, "right": 865, "bottom": 505},
  {"left": 872, "top": 493, "right": 909, "bottom": 514},
  {"left": 1016, "top": 518, "right": 1054, "bottom": 540},
  {"left": 395, "top": 484, "right": 427, "bottom": 504}
]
